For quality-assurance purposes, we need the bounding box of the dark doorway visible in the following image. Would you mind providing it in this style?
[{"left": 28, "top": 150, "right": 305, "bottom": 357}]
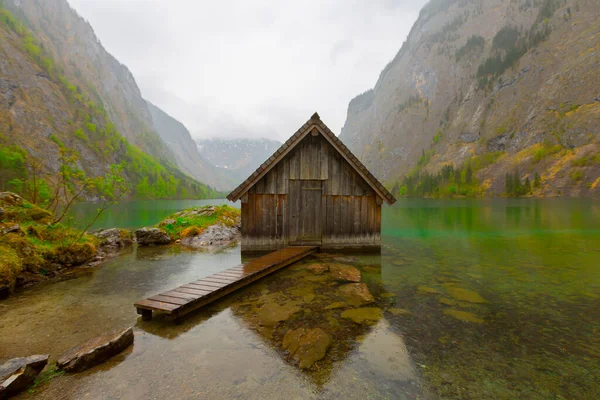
[{"left": 289, "top": 180, "right": 322, "bottom": 245}]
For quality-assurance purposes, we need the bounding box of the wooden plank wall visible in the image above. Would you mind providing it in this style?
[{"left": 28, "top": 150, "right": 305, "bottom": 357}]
[{"left": 242, "top": 132, "right": 382, "bottom": 251}]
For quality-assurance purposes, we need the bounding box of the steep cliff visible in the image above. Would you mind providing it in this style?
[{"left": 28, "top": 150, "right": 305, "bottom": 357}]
[
  {"left": 0, "top": 4, "right": 218, "bottom": 199},
  {"left": 341, "top": 0, "right": 600, "bottom": 197},
  {"left": 147, "top": 101, "right": 237, "bottom": 191},
  {"left": 2, "top": 0, "right": 175, "bottom": 162}
]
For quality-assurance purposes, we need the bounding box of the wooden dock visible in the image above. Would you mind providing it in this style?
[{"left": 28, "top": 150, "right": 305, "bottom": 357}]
[{"left": 134, "top": 246, "right": 318, "bottom": 321}]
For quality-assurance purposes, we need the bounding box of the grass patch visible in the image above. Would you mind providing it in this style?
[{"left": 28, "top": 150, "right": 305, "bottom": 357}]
[
  {"left": 0, "top": 245, "right": 23, "bottom": 289},
  {"left": 28, "top": 365, "right": 64, "bottom": 394},
  {"left": 157, "top": 205, "right": 240, "bottom": 240},
  {"left": 570, "top": 169, "right": 584, "bottom": 182},
  {"left": 0, "top": 193, "right": 99, "bottom": 291},
  {"left": 533, "top": 144, "right": 563, "bottom": 163},
  {"left": 572, "top": 153, "right": 600, "bottom": 167}
]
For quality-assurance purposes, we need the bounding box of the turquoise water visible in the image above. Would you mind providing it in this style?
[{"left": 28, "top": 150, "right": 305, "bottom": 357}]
[{"left": 1, "top": 198, "right": 598, "bottom": 399}]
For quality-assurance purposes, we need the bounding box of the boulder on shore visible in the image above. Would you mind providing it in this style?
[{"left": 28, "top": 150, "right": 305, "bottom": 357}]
[
  {"left": 0, "top": 192, "right": 23, "bottom": 206},
  {"left": 57, "top": 327, "right": 134, "bottom": 373},
  {"left": 0, "top": 354, "right": 49, "bottom": 398},
  {"left": 180, "top": 223, "right": 239, "bottom": 250},
  {"left": 93, "top": 228, "right": 133, "bottom": 252},
  {"left": 0, "top": 224, "right": 20, "bottom": 236},
  {"left": 135, "top": 228, "right": 171, "bottom": 246}
]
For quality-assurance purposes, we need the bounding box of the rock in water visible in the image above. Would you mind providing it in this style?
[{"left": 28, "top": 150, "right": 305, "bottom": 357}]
[
  {"left": 443, "top": 309, "right": 484, "bottom": 324},
  {"left": 0, "top": 207, "right": 5, "bottom": 220},
  {"left": 329, "top": 264, "right": 361, "bottom": 282},
  {"left": 257, "top": 303, "right": 301, "bottom": 327},
  {"left": 417, "top": 286, "right": 439, "bottom": 295},
  {"left": 387, "top": 308, "right": 412, "bottom": 316},
  {"left": 0, "top": 354, "right": 48, "bottom": 398},
  {"left": 337, "top": 283, "right": 375, "bottom": 306},
  {"left": 341, "top": 308, "right": 382, "bottom": 324},
  {"left": 57, "top": 327, "right": 134, "bottom": 372},
  {"left": 446, "top": 287, "right": 486, "bottom": 303},
  {"left": 305, "top": 263, "right": 329, "bottom": 275},
  {"left": 134, "top": 228, "right": 171, "bottom": 246},
  {"left": 324, "top": 301, "right": 347, "bottom": 310},
  {"left": 282, "top": 328, "right": 331, "bottom": 369}
]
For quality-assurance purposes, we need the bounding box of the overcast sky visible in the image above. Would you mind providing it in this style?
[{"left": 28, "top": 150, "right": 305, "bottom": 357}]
[{"left": 68, "top": 0, "right": 427, "bottom": 141}]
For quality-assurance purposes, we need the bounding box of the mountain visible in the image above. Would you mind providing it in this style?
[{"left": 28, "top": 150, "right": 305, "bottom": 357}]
[
  {"left": 340, "top": 0, "right": 600, "bottom": 198},
  {"left": 196, "top": 138, "right": 282, "bottom": 182},
  {"left": 146, "top": 101, "right": 237, "bottom": 191},
  {"left": 0, "top": 1, "right": 219, "bottom": 199},
  {"left": 2, "top": 0, "right": 173, "bottom": 162}
]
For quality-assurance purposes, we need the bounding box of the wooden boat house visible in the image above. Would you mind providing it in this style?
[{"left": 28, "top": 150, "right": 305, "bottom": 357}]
[{"left": 227, "top": 113, "right": 396, "bottom": 252}]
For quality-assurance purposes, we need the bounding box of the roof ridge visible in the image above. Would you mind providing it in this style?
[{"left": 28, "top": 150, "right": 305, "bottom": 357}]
[{"left": 227, "top": 114, "right": 396, "bottom": 205}]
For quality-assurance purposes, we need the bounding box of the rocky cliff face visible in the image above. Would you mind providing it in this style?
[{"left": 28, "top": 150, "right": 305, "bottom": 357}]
[
  {"left": 147, "top": 101, "right": 237, "bottom": 191},
  {"left": 197, "top": 138, "right": 282, "bottom": 183},
  {"left": 3, "top": 0, "right": 174, "bottom": 163},
  {"left": 0, "top": 3, "right": 217, "bottom": 199},
  {"left": 341, "top": 0, "right": 600, "bottom": 197}
]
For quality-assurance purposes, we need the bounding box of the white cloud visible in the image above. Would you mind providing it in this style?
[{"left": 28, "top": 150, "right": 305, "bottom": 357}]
[{"left": 68, "top": 0, "right": 427, "bottom": 141}]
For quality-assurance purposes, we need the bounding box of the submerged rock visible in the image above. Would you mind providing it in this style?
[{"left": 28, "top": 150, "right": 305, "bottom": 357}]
[
  {"left": 446, "top": 287, "right": 486, "bottom": 303},
  {"left": 257, "top": 303, "right": 301, "bottom": 327},
  {"left": 57, "top": 327, "right": 134, "bottom": 372},
  {"left": 341, "top": 307, "right": 382, "bottom": 324},
  {"left": 282, "top": 328, "right": 331, "bottom": 369},
  {"left": 329, "top": 264, "right": 361, "bottom": 282},
  {"left": 439, "top": 297, "right": 458, "bottom": 306},
  {"left": 289, "top": 286, "right": 315, "bottom": 303},
  {"left": 417, "top": 286, "right": 440, "bottom": 295},
  {"left": 306, "top": 263, "right": 329, "bottom": 275},
  {"left": 443, "top": 309, "right": 484, "bottom": 324},
  {"left": 0, "top": 354, "right": 48, "bottom": 398},
  {"left": 387, "top": 308, "right": 412, "bottom": 316},
  {"left": 135, "top": 228, "right": 171, "bottom": 246},
  {"left": 380, "top": 292, "right": 396, "bottom": 298},
  {"left": 180, "top": 224, "right": 239, "bottom": 250},
  {"left": 324, "top": 301, "right": 347, "bottom": 310},
  {"left": 338, "top": 283, "right": 375, "bottom": 306}
]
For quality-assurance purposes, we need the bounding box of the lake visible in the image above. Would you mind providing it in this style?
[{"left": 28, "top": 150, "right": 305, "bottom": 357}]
[{"left": 1, "top": 198, "right": 599, "bottom": 399}]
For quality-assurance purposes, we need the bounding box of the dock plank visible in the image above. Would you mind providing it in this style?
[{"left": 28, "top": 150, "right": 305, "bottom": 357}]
[
  {"left": 149, "top": 295, "right": 191, "bottom": 306},
  {"left": 174, "top": 287, "right": 212, "bottom": 296},
  {"left": 134, "top": 246, "right": 317, "bottom": 321}
]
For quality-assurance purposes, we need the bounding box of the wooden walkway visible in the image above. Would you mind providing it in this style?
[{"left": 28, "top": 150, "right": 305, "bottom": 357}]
[{"left": 134, "top": 246, "right": 318, "bottom": 322}]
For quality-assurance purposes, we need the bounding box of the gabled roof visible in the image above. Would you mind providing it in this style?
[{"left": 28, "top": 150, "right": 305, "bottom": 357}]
[{"left": 227, "top": 113, "right": 396, "bottom": 205}]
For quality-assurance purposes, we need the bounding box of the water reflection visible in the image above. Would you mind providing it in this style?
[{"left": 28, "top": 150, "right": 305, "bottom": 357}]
[{"left": 132, "top": 251, "right": 426, "bottom": 397}]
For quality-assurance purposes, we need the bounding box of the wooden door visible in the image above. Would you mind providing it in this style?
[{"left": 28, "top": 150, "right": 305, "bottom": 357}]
[{"left": 289, "top": 180, "right": 322, "bottom": 245}]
